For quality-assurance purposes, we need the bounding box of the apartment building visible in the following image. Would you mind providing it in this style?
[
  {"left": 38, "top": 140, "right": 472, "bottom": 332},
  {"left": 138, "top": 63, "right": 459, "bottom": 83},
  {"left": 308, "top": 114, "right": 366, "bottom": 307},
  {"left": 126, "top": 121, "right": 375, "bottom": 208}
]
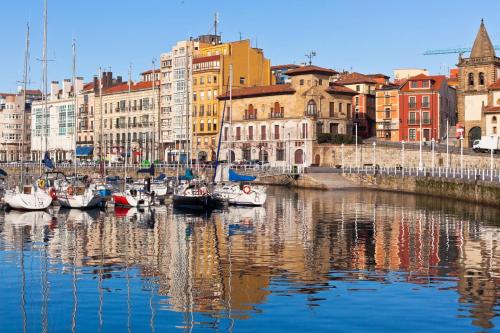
[{"left": 375, "top": 84, "right": 400, "bottom": 141}]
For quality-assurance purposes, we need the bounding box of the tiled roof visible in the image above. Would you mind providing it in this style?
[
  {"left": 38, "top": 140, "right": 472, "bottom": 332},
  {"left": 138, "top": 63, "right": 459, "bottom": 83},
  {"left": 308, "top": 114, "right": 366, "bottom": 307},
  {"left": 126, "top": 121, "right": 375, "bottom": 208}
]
[
  {"left": 103, "top": 80, "right": 159, "bottom": 94},
  {"left": 366, "top": 73, "right": 390, "bottom": 79},
  {"left": 489, "top": 80, "right": 500, "bottom": 90},
  {"left": 325, "top": 83, "right": 358, "bottom": 95},
  {"left": 193, "top": 55, "right": 220, "bottom": 64},
  {"left": 400, "top": 74, "right": 447, "bottom": 91},
  {"left": 83, "top": 82, "right": 95, "bottom": 92},
  {"left": 140, "top": 69, "right": 161, "bottom": 75},
  {"left": 285, "top": 65, "right": 338, "bottom": 76},
  {"left": 0, "top": 93, "right": 15, "bottom": 98},
  {"left": 336, "top": 72, "right": 378, "bottom": 85},
  {"left": 25, "top": 89, "right": 42, "bottom": 95},
  {"left": 271, "top": 64, "right": 300, "bottom": 71},
  {"left": 484, "top": 105, "right": 500, "bottom": 113},
  {"left": 218, "top": 84, "right": 295, "bottom": 100}
]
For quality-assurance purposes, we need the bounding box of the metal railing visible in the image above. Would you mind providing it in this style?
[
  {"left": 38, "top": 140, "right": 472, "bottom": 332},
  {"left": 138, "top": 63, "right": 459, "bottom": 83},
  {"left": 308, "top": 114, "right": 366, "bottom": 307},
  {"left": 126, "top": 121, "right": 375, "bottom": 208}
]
[{"left": 341, "top": 165, "right": 500, "bottom": 183}]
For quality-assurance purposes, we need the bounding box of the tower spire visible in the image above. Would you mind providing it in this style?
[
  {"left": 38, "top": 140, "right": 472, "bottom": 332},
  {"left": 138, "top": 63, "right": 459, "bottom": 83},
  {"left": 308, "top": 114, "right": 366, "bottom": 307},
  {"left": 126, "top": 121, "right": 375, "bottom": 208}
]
[{"left": 470, "top": 19, "right": 496, "bottom": 58}]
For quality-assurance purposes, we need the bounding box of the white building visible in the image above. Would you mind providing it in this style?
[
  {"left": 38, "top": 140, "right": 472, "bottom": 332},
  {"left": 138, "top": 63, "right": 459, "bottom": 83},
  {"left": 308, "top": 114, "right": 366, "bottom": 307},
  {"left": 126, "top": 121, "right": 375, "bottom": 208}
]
[{"left": 31, "top": 78, "right": 83, "bottom": 161}]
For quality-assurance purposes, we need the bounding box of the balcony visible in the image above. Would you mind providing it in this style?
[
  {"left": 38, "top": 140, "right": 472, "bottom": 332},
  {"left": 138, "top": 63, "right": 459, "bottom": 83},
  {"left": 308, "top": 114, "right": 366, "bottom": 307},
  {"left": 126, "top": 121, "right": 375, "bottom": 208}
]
[
  {"left": 304, "top": 110, "right": 317, "bottom": 117},
  {"left": 409, "top": 103, "right": 417, "bottom": 109},
  {"left": 243, "top": 113, "right": 257, "bottom": 120},
  {"left": 269, "top": 112, "right": 284, "bottom": 119},
  {"left": 408, "top": 119, "right": 418, "bottom": 125}
]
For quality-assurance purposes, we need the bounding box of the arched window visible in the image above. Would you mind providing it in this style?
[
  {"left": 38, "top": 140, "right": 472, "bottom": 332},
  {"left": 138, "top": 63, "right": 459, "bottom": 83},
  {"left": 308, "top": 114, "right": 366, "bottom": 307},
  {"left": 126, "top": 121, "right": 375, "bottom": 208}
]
[
  {"left": 493, "top": 116, "right": 497, "bottom": 124},
  {"left": 479, "top": 72, "right": 485, "bottom": 85},
  {"left": 272, "top": 101, "right": 283, "bottom": 118},
  {"left": 468, "top": 73, "right": 474, "bottom": 86},
  {"left": 307, "top": 99, "right": 317, "bottom": 115},
  {"left": 247, "top": 104, "right": 256, "bottom": 120}
]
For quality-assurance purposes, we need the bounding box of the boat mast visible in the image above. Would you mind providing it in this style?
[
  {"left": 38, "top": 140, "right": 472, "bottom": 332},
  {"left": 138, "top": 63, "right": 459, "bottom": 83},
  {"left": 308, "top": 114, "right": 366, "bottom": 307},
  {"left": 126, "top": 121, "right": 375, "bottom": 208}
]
[
  {"left": 185, "top": 44, "right": 191, "bottom": 170},
  {"left": 40, "top": 0, "right": 48, "bottom": 176},
  {"left": 20, "top": 23, "right": 30, "bottom": 189},
  {"left": 125, "top": 65, "right": 131, "bottom": 188},
  {"left": 72, "top": 39, "right": 78, "bottom": 181},
  {"left": 151, "top": 59, "right": 156, "bottom": 165},
  {"left": 228, "top": 64, "right": 233, "bottom": 165},
  {"left": 99, "top": 67, "right": 104, "bottom": 177}
]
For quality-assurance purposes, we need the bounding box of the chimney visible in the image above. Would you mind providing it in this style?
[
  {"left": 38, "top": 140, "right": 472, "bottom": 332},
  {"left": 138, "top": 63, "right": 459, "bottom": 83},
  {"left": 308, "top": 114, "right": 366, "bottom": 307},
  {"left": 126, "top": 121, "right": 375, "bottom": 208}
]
[
  {"left": 50, "top": 81, "right": 59, "bottom": 101},
  {"left": 106, "top": 72, "right": 113, "bottom": 88},
  {"left": 75, "top": 77, "right": 84, "bottom": 94},
  {"left": 62, "top": 79, "right": 71, "bottom": 97},
  {"left": 93, "top": 76, "right": 99, "bottom": 94},
  {"left": 101, "top": 72, "right": 108, "bottom": 90}
]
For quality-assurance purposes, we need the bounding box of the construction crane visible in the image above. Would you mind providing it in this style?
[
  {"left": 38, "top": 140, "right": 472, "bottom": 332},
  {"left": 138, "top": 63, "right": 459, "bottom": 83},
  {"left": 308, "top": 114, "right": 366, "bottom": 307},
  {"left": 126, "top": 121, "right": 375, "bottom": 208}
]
[{"left": 424, "top": 45, "right": 500, "bottom": 55}]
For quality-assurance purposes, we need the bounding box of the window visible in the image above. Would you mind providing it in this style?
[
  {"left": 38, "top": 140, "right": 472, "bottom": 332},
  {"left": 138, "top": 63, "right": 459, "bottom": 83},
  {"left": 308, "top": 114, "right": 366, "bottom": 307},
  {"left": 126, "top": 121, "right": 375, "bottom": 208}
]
[
  {"left": 423, "top": 111, "right": 430, "bottom": 124},
  {"left": 193, "top": 78, "right": 197, "bottom": 85},
  {"left": 347, "top": 103, "right": 351, "bottom": 114},
  {"left": 276, "top": 148, "right": 285, "bottom": 161},
  {"left": 207, "top": 120, "right": 212, "bottom": 131},
  {"left": 200, "top": 120, "right": 204, "bottom": 131},
  {"left": 493, "top": 116, "right": 497, "bottom": 123},
  {"left": 246, "top": 104, "right": 257, "bottom": 120},
  {"left": 422, "top": 96, "right": 430, "bottom": 108},
  {"left": 409, "top": 96, "right": 416, "bottom": 109},
  {"left": 193, "top": 93, "right": 197, "bottom": 101},
  {"left": 356, "top": 85, "right": 360, "bottom": 92},
  {"left": 493, "top": 126, "right": 497, "bottom": 134},
  {"left": 213, "top": 76, "right": 217, "bottom": 83},
  {"left": 224, "top": 127, "right": 228, "bottom": 141},
  {"left": 422, "top": 80, "right": 430, "bottom": 88},
  {"left": 339, "top": 103, "right": 343, "bottom": 114},
  {"left": 274, "top": 125, "right": 280, "bottom": 139},
  {"left": 261, "top": 125, "right": 266, "bottom": 140},
  {"left": 200, "top": 77, "right": 204, "bottom": 84},
  {"left": 411, "top": 81, "right": 418, "bottom": 88},
  {"left": 239, "top": 77, "right": 246, "bottom": 85},
  {"left": 423, "top": 128, "right": 430, "bottom": 141},
  {"left": 306, "top": 100, "right": 317, "bottom": 115},
  {"left": 479, "top": 72, "right": 485, "bottom": 85},
  {"left": 409, "top": 128, "right": 416, "bottom": 141},
  {"left": 384, "top": 108, "right": 391, "bottom": 119},
  {"left": 355, "top": 96, "right": 359, "bottom": 105},
  {"left": 468, "top": 73, "right": 474, "bottom": 86},
  {"left": 409, "top": 112, "right": 416, "bottom": 125},
  {"left": 301, "top": 123, "right": 308, "bottom": 139},
  {"left": 300, "top": 79, "right": 304, "bottom": 86},
  {"left": 329, "top": 102, "right": 335, "bottom": 117},
  {"left": 236, "top": 127, "right": 241, "bottom": 140}
]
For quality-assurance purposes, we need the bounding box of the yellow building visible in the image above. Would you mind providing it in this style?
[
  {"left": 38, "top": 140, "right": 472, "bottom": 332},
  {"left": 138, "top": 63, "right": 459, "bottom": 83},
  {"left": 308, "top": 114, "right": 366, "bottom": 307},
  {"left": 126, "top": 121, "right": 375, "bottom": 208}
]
[
  {"left": 375, "top": 85, "right": 400, "bottom": 141},
  {"left": 192, "top": 39, "right": 271, "bottom": 161}
]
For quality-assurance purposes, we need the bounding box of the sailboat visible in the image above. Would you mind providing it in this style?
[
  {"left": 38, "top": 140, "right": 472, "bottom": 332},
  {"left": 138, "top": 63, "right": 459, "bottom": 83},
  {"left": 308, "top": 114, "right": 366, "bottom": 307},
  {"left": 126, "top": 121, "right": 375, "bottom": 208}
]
[
  {"left": 4, "top": 19, "right": 52, "bottom": 211},
  {"left": 211, "top": 65, "right": 267, "bottom": 206},
  {"left": 57, "top": 40, "right": 103, "bottom": 209},
  {"left": 112, "top": 66, "right": 153, "bottom": 208}
]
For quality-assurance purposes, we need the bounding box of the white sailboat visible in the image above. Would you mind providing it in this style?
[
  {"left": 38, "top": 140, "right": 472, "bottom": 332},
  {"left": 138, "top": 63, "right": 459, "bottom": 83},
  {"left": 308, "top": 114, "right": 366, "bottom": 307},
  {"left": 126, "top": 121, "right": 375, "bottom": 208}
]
[
  {"left": 57, "top": 40, "right": 102, "bottom": 209},
  {"left": 112, "top": 65, "right": 153, "bottom": 208},
  {"left": 212, "top": 65, "right": 267, "bottom": 206},
  {"left": 4, "top": 17, "right": 52, "bottom": 211}
]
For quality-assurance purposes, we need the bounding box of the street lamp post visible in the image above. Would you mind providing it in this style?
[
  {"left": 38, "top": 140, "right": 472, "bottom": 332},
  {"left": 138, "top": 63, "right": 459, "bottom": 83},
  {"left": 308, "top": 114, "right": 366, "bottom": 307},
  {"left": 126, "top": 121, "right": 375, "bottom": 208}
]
[
  {"left": 446, "top": 117, "right": 450, "bottom": 168},
  {"left": 431, "top": 138, "right": 435, "bottom": 175},
  {"left": 341, "top": 143, "right": 344, "bottom": 172},
  {"left": 418, "top": 109, "right": 423, "bottom": 171},
  {"left": 288, "top": 131, "right": 291, "bottom": 172},
  {"left": 401, "top": 140, "right": 405, "bottom": 169},
  {"left": 491, "top": 134, "right": 494, "bottom": 181},
  {"left": 372, "top": 141, "right": 376, "bottom": 166},
  {"left": 355, "top": 122, "right": 359, "bottom": 167},
  {"left": 460, "top": 135, "right": 464, "bottom": 178}
]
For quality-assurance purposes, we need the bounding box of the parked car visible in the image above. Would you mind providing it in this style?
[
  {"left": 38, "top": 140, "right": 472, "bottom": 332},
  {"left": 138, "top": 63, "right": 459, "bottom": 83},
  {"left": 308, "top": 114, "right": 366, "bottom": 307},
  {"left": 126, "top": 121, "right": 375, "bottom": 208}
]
[{"left": 473, "top": 136, "right": 500, "bottom": 153}]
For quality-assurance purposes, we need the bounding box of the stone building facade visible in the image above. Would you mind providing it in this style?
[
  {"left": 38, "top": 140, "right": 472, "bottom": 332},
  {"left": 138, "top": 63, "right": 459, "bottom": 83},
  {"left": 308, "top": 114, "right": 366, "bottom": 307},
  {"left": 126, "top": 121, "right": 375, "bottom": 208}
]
[{"left": 218, "top": 65, "right": 356, "bottom": 166}]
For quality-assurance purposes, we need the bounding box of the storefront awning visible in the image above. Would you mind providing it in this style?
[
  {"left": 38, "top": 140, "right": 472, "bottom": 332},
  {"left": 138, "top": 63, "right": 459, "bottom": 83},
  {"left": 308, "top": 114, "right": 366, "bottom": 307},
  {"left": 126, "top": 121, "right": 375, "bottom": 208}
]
[{"left": 76, "top": 146, "right": 94, "bottom": 157}]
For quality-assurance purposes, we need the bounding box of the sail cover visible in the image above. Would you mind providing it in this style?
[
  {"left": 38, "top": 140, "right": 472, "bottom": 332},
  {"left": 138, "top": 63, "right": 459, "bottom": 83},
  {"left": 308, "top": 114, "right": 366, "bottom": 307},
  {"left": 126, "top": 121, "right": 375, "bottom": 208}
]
[{"left": 229, "top": 169, "right": 256, "bottom": 182}]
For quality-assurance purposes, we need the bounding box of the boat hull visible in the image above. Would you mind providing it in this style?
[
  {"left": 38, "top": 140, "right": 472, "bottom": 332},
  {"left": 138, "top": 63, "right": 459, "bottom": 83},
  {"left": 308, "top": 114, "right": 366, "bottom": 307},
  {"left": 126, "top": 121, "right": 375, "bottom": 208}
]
[
  {"left": 4, "top": 191, "right": 53, "bottom": 211},
  {"left": 112, "top": 193, "right": 152, "bottom": 208},
  {"left": 172, "top": 194, "right": 220, "bottom": 210},
  {"left": 58, "top": 194, "right": 103, "bottom": 209}
]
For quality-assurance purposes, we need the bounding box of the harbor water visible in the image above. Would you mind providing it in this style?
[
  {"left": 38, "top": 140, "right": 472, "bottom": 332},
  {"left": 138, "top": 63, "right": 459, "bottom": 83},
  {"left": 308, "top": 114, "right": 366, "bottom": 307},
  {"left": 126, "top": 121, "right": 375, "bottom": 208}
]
[{"left": 0, "top": 187, "right": 498, "bottom": 332}]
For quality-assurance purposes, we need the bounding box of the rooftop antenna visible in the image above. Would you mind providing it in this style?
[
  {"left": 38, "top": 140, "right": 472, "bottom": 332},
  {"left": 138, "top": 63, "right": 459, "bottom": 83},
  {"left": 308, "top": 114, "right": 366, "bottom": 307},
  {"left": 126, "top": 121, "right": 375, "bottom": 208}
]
[
  {"left": 214, "top": 12, "right": 219, "bottom": 36},
  {"left": 305, "top": 51, "right": 316, "bottom": 65},
  {"left": 239, "top": 32, "right": 242, "bottom": 41}
]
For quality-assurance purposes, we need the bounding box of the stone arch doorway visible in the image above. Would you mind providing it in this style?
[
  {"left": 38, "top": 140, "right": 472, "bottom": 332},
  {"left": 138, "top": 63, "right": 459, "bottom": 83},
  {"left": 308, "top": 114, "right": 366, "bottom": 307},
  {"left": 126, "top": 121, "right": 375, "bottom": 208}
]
[
  {"left": 468, "top": 127, "right": 481, "bottom": 147},
  {"left": 226, "top": 150, "right": 236, "bottom": 163},
  {"left": 314, "top": 154, "right": 321, "bottom": 166},
  {"left": 294, "top": 149, "right": 304, "bottom": 164}
]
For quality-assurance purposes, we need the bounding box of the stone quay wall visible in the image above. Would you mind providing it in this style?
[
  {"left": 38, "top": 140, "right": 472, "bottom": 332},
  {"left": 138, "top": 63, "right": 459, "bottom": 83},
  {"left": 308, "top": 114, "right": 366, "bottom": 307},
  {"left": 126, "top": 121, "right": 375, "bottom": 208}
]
[
  {"left": 342, "top": 173, "right": 500, "bottom": 207},
  {"left": 313, "top": 144, "right": 500, "bottom": 170}
]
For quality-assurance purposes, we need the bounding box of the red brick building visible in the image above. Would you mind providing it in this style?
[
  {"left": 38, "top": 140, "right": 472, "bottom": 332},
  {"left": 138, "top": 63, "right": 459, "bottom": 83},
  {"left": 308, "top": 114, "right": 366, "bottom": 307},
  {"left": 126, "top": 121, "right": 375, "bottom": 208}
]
[{"left": 398, "top": 74, "right": 456, "bottom": 142}]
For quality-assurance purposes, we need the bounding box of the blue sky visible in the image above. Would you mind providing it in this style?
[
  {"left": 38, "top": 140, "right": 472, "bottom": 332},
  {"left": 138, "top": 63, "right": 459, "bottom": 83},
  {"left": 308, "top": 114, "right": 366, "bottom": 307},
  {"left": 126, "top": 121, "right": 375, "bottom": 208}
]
[{"left": 1, "top": 0, "right": 499, "bottom": 92}]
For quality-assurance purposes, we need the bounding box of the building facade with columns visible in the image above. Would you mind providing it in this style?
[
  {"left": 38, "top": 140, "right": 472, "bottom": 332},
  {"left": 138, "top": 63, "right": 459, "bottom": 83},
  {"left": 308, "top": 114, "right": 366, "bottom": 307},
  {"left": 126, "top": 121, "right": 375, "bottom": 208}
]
[
  {"left": 457, "top": 20, "right": 500, "bottom": 147},
  {"left": 218, "top": 65, "right": 356, "bottom": 166}
]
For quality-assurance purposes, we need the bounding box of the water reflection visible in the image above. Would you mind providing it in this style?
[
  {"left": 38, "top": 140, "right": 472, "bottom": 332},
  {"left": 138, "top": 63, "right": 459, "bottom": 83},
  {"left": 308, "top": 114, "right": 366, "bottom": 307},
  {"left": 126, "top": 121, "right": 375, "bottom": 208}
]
[{"left": 0, "top": 189, "right": 498, "bottom": 332}]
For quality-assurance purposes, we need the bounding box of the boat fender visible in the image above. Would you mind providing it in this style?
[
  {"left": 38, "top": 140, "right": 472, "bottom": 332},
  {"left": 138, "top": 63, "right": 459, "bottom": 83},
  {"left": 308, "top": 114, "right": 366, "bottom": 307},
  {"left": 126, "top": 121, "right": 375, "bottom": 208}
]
[
  {"left": 243, "top": 185, "right": 251, "bottom": 194},
  {"left": 67, "top": 186, "right": 74, "bottom": 196},
  {"left": 199, "top": 187, "right": 207, "bottom": 195},
  {"left": 38, "top": 179, "right": 46, "bottom": 189},
  {"left": 49, "top": 187, "right": 57, "bottom": 200}
]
